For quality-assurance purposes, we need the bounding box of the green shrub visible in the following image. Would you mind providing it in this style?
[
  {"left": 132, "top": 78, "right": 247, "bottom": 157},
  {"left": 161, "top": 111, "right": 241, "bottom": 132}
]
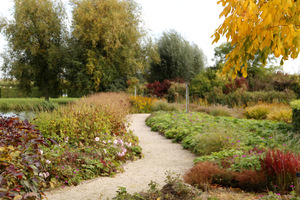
[
  {"left": 151, "top": 100, "right": 178, "bottom": 112},
  {"left": 291, "top": 100, "right": 300, "bottom": 132},
  {"left": 209, "top": 105, "right": 233, "bottom": 117},
  {"left": 0, "top": 87, "right": 41, "bottom": 98},
  {"left": 205, "top": 89, "right": 296, "bottom": 107},
  {"left": 187, "top": 131, "right": 230, "bottom": 156}
]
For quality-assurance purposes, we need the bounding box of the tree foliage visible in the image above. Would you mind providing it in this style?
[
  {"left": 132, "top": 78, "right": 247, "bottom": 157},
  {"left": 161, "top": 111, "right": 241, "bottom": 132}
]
[
  {"left": 70, "top": 0, "right": 146, "bottom": 91},
  {"left": 0, "top": 0, "right": 66, "bottom": 100},
  {"left": 213, "top": 0, "right": 300, "bottom": 78},
  {"left": 149, "top": 30, "right": 206, "bottom": 82}
]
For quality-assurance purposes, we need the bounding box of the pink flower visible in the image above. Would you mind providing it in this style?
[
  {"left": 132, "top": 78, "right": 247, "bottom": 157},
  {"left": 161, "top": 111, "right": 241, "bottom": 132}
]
[
  {"left": 242, "top": 155, "right": 246, "bottom": 157},
  {"left": 95, "top": 137, "right": 100, "bottom": 142}
]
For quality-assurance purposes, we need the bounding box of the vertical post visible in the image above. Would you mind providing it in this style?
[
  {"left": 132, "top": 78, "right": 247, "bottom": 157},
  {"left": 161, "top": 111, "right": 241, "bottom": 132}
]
[
  {"left": 135, "top": 85, "right": 137, "bottom": 97},
  {"left": 297, "top": 172, "right": 300, "bottom": 197},
  {"left": 186, "top": 82, "right": 189, "bottom": 113}
]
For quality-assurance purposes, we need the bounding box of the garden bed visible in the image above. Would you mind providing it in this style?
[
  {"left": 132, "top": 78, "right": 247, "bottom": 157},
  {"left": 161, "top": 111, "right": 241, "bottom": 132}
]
[
  {"left": 0, "top": 93, "right": 142, "bottom": 199},
  {"left": 146, "top": 111, "right": 300, "bottom": 196}
]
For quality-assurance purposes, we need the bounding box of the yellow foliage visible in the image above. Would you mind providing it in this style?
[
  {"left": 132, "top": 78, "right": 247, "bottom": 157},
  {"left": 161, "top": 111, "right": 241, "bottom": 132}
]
[
  {"left": 130, "top": 96, "right": 157, "bottom": 113},
  {"left": 213, "top": 0, "right": 300, "bottom": 77},
  {"left": 267, "top": 107, "right": 292, "bottom": 124},
  {"left": 245, "top": 103, "right": 272, "bottom": 120},
  {"left": 245, "top": 102, "right": 292, "bottom": 123}
]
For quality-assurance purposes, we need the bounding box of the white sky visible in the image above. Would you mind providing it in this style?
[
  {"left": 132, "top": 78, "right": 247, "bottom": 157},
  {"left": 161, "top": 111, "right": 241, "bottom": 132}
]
[{"left": 0, "top": 0, "right": 299, "bottom": 74}]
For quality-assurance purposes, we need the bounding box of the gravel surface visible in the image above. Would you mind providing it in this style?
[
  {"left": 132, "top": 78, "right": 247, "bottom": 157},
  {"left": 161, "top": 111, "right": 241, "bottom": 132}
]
[{"left": 45, "top": 114, "right": 196, "bottom": 200}]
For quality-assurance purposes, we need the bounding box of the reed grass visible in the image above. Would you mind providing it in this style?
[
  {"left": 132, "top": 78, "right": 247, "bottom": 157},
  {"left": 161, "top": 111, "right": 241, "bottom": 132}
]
[{"left": 0, "top": 98, "right": 78, "bottom": 112}]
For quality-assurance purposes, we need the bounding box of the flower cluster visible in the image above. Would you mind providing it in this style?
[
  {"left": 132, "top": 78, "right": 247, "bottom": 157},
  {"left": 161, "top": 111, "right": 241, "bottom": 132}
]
[{"left": 39, "top": 172, "right": 50, "bottom": 179}]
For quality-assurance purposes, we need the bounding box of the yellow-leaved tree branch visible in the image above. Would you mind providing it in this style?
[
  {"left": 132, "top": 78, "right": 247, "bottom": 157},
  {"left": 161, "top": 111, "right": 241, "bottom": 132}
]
[{"left": 212, "top": 0, "right": 300, "bottom": 78}]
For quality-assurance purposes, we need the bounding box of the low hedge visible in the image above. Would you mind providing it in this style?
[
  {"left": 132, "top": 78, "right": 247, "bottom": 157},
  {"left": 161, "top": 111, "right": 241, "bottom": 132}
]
[{"left": 291, "top": 100, "right": 300, "bottom": 132}]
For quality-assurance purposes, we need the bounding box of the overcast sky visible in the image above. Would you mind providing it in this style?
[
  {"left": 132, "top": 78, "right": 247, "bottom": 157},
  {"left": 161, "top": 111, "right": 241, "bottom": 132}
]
[{"left": 0, "top": 0, "right": 299, "bottom": 74}]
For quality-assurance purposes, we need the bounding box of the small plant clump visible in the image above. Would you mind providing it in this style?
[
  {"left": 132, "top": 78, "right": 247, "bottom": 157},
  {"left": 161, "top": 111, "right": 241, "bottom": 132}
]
[{"left": 112, "top": 171, "right": 202, "bottom": 200}]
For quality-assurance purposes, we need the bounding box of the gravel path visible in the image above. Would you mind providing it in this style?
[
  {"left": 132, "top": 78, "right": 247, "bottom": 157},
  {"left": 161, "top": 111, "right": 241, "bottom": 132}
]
[{"left": 45, "top": 114, "right": 196, "bottom": 200}]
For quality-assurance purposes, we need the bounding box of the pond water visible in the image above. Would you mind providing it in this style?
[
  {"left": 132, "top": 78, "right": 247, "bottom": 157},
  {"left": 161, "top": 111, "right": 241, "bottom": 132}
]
[{"left": 0, "top": 111, "right": 35, "bottom": 121}]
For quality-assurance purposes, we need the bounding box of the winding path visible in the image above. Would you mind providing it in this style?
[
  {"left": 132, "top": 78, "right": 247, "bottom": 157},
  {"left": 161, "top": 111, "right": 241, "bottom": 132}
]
[{"left": 45, "top": 114, "right": 196, "bottom": 200}]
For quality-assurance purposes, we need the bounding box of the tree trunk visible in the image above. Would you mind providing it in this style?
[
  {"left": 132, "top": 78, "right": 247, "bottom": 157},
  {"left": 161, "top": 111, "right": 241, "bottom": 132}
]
[
  {"left": 44, "top": 84, "right": 49, "bottom": 102},
  {"left": 186, "top": 82, "right": 189, "bottom": 113}
]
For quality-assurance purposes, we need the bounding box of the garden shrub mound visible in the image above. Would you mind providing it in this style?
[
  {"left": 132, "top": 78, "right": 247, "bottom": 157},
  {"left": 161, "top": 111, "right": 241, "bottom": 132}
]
[
  {"left": 30, "top": 93, "right": 142, "bottom": 189},
  {"left": 130, "top": 96, "right": 157, "bottom": 113},
  {"left": 146, "top": 111, "right": 300, "bottom": 194},
  {"left": 245, "top": 103, "right": 292, "bottom": 123},
  {"left": 0, "top": 115, "right": 50, "bottom": 199}
]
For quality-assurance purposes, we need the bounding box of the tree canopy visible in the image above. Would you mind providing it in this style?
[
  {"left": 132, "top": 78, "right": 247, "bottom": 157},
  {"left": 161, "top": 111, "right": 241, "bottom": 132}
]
[
  {"left": 70, "top": 0, "right": 146, "bottom": 92},
  {"left": 0, "top": 0, "right": 66, "bottom": 100},
  {"left": 213, "top": 0, "right": 300, "bottom": 78},
  {"left": 149, "top": 30, "right": 206, "bottom": 82}
]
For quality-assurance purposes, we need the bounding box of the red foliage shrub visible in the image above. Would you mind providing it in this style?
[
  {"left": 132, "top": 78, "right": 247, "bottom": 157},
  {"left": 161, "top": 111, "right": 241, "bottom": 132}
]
[
  {"left": 184, "top": 161, "right": 269, "bottom": 192},
  {"left": 224, "top": 77, "right": 249, "bottom": 94},
  {"left": 0, "top": 116, "right": 50, "bottom": 199},
  {"left": 146, "top": 80, "right": 171, "bottom": 98},
  {"left": 260, "top": 149, "right": 300, "bottom": 193},
  {"left": 183, "top": 161, "right": 227, "bottom": 190},
  {"left": 233, "top": 170, "right": 267, "bottom": 192}
]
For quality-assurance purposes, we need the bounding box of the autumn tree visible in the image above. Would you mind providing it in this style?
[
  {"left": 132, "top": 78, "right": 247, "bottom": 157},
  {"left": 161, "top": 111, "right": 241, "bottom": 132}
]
[
  {"left": 213, "top": 0, "right": 300, "bottom": 78},
  {"left": 0, "top": 0, "right": 67, "bottom": 100},
  {"left": 69, "top": 0, "right": 146, "bottom": 92},
  {"left": 149, "top": 30, "right": 206, "bottom": 82}
]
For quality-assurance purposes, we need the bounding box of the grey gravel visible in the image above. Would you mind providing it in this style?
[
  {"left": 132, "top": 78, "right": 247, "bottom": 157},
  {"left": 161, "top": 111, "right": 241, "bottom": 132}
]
[{"left": 45, "top": 114, "right": 196, "bottom": 200}]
